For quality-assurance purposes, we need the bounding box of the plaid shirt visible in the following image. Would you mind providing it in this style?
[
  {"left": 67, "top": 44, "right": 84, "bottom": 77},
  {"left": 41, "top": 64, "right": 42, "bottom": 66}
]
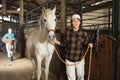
[{"left": 61, "top": 29, "right": 88, "bottom": 62}]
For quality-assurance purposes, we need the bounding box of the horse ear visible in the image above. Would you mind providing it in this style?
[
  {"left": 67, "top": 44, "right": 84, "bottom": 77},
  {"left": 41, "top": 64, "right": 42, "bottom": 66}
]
[
  {"left": 42, "top": 7, "right": 46, "bottom": 14},
  {"left": 52, "top": 6, "right": 56, "bottom": 14}
]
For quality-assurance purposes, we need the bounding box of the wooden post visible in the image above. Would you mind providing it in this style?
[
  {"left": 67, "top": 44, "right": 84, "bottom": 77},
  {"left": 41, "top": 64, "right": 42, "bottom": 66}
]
[
  {"left": 59, "top": 0, "right": 67, "bottom": 80},
  {"left": 19, "top": 0, "right": 24, "bottom": 26},
  {"left": 19, "top": 0, "right": 25, "bottom": 57},
  {"left": 60, "top": 0, "right": 66, "bottom": 34}
]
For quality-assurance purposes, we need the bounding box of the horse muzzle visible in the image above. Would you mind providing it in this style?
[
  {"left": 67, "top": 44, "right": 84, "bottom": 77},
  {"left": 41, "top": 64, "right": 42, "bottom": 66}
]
[{"left": 48, "top": 31, "right": 56, "bottom": 40}]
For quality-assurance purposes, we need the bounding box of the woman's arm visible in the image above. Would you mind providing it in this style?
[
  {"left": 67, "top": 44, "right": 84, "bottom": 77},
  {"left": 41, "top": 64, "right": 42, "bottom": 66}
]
[{"left": 2, "top": 38, "right": 12, "bottom": 44}]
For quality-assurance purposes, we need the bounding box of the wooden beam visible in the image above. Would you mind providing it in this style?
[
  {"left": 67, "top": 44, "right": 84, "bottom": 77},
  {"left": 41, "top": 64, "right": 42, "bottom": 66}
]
[
  {"left": 2, "top": 0, "right": 6, "bottom": 14},
  {"left": 0, "top": 10, "right": 19, "bottom": 14},
  {"left": 7, "top": 10, "right": 19, "bottom": 14}
]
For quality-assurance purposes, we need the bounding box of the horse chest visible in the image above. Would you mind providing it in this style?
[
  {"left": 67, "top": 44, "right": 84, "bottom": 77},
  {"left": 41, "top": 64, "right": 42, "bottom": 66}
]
[{"left": 35, "top": 42, "right": 54, "bottom": 56}]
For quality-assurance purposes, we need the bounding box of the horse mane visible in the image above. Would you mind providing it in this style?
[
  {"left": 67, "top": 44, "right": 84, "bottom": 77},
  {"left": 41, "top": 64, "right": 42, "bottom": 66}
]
[{"left": 27, "top": 13, "right": 49, "bottom": 43}]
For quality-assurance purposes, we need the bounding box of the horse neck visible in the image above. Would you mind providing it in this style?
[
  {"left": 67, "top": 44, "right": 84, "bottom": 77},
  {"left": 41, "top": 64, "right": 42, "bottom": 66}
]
[{"left": 38, "top": 23, "right": 48, "bottom": 42}]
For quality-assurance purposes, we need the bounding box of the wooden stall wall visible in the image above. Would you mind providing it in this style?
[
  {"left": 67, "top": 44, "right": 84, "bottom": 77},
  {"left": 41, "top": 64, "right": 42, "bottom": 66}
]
[{"left": 85, "top": 35, "right": 112, "bottom": 80}]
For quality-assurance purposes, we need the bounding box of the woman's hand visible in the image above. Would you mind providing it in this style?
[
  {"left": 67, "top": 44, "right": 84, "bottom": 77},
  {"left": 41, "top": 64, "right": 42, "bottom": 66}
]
[
  {"left": 88, "top": 43, "right": 93, "bottom": 48},
  {"left": 53, "top": 38, "right": 60, "bottom": 45}
]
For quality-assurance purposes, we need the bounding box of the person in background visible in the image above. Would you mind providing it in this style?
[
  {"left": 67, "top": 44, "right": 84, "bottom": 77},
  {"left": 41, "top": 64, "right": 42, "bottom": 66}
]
[
  {"left": 2, "top": 28, "right": 15, "bottom": 62},
  {"left": 54, "top": 14, "right": 93, "bottom": 80}
]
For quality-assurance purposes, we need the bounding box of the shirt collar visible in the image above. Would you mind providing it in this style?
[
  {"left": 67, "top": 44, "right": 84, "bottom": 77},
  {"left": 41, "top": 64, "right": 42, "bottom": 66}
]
[{"left": 71, "top": 28, "right": 80, "bottom": 33}]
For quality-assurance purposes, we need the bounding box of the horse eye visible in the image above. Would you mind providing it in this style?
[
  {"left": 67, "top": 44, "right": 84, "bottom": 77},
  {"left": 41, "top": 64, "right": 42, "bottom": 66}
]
[{"left": 44, "top": 19, "right": 46, "bottom": 22}]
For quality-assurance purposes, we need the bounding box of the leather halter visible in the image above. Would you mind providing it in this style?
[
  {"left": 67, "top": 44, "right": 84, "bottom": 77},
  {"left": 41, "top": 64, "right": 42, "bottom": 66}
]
[{"left": 46, "top": 27, "right": 55, "bottom": 32}]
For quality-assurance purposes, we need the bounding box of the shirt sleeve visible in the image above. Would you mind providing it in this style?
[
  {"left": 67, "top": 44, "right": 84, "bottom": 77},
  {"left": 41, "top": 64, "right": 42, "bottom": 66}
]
[
  {"left": 12, "top": 33, "right": 15, "bottom": 38},
  {"left": 83, "top": 31, "right": 89, "bottom": 44}
]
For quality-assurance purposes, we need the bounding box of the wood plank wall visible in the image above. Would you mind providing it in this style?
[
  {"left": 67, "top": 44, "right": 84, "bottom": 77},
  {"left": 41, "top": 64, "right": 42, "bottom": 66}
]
[
  {"left": 0, "top": 21, "right": 19, "bottom": 35},
  {"left": 85, "top": 35, "right": 112, "bottom": 80}
]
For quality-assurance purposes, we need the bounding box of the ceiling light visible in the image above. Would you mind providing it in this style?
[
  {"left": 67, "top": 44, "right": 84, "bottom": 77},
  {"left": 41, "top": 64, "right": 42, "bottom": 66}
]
[
  {"left": 0, "top": 4, "right": 2, "bottom": 8},
  {"left": 17, "top": 8, "right": 20, "bottom": 11},
  {"left": 82, "top": 6, "right": 86, "bottom": 9},
  {"left": 8, "top": 15, "right": 11, "bottom": 18}
]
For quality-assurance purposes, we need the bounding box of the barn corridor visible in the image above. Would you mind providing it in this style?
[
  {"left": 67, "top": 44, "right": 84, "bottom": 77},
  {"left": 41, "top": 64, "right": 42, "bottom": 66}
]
[
  {"left": 0, "top": 50, "right": 57, "bottom": 80},
  {"left": 0, "top": 51, "right": 33, "bottom": 80}
]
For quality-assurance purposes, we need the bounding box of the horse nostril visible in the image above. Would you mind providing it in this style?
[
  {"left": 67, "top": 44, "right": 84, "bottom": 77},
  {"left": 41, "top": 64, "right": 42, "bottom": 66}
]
[
  {"left": 48, "top": 35, "right": 51, "bottom": 39},
  {"left": 48, "top": 35, "right": 55, "bottom": 40},
  {"left": 48, "top": 35, "right": 53, "bottom": 40},
  {"left": 53, "top": 35, "right": 56, "bottom": 39}
]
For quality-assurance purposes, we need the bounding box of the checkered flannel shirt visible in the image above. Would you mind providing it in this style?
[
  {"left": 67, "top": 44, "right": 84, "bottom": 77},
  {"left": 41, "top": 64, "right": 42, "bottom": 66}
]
[{"left": 61, "top": 29, "right": 89, "bottom": 62}]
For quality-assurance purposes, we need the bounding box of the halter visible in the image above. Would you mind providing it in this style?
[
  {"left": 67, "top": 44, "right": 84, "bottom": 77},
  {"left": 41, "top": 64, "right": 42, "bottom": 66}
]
[{"left": 46, "top": 27, "right": 56, "bottom": 32}]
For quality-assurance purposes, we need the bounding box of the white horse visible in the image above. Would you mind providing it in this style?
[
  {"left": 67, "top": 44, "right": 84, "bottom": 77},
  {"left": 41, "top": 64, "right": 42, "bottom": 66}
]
[{"left": 26, "top": 7, "right": 56, "bottom": 80}]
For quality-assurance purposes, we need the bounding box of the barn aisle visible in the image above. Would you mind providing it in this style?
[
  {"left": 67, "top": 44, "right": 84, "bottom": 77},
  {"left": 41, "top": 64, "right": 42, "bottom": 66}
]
[
  {"left": 0, "top": 51, "right": 57, "bottom": 80},
  {"left": 0, "top": 51, "right": 34, "bottom": 80}
]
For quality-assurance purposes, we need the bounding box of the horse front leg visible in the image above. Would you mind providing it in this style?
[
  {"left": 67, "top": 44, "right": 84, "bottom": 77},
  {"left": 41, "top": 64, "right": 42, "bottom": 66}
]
[
  {"left": 31, "top": 59, "right": 37, "bottom": 80},
  {"left": 45, "top": 55, "right": 52, "bottom": 80},
  {"left": 36, "top": 54, "right": 43, "bottom": 80}
]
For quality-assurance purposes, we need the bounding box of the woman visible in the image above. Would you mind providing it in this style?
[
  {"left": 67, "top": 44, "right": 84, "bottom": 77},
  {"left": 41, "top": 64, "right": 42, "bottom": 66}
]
[{"left": 55, "top": 14, "right": 93, "bottom": 80}]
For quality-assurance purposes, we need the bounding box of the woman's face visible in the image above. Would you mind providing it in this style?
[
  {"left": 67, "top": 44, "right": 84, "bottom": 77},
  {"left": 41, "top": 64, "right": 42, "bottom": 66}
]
[{"left": 72, "top": 18, "right": 80, "bottom": 28}]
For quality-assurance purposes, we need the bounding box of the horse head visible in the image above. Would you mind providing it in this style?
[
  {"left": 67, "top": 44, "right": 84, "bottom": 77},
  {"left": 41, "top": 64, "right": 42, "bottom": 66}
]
[{"left": 39, "top": 7, "right": 56, "bottom": 40}]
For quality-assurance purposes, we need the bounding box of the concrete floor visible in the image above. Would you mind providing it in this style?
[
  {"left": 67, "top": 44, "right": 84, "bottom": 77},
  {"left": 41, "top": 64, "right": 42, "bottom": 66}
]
[
  {"left": 0, "top": 51, "right": 33, "bottom": 80},
  {"left": 0, "top": 50, "right": 57, "bottom": 80}
]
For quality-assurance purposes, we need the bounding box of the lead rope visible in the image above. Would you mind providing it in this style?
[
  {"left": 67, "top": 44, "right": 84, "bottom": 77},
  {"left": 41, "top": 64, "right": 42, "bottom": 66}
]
[
  {"left": 88, "top": 46, "right": 92, "bottom": 80},
  {"left": 54, "top": 45, "right": 93, "bottom": 80}
]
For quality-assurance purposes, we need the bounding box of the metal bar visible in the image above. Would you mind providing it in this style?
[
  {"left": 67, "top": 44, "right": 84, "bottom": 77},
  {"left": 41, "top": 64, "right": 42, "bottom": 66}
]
[
  {"left": 83, "top": 23, "right": 112, "bottom": 25},
  {"left": 83, "top": 13, "right": 112, "bottom": 17},
  {"left": 112, "top": 0, "right": 118, "bottom": 80},
  {"left": 83, "top": 14, "right": 112, "bottom": 21},
  {"left": 25, "top": 6, "right": 41, "bottom": 15},
  {"left": 83, "top": 23, "right": 112, "bottom": 27},
  {"left": 83, "top": 9, "right": 112, "bottom": 14},
  {"left": 108, "top": 8, "right": 111, "bottom": 30}
]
